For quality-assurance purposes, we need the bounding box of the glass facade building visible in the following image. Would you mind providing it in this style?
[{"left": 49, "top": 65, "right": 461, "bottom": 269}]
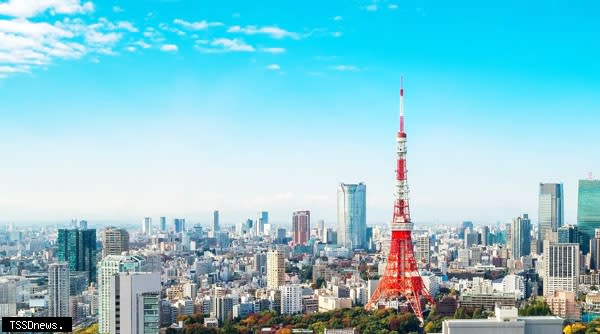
[
  {"left": 538, "top": 183, "right": 564, "bottom": 242},
  {"left": 56, "top": 228, "right": 97, "bottom": 282},
  {"left": 337, "top": 182, "right": 367, "bottom": 250},
  {"left": 578, "top": 179, "right": 600, "bottom": 254}
]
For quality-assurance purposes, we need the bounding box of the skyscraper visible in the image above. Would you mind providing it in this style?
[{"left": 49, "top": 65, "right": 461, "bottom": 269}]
[
  {"left": 543, "top": 242, "right": 579, "bottom": 296},
  {"left": 213, "top": 210, "right": 220, "bottom": 232},
  {"left": 280, "top": 284, "right": 302, "bottom": 315},
  {"left": 267, "top": 249, "right": 284, "bottom": 289},
  {"left": 142, "top": 217, "right": 152, "bottom": 235},
  {"left": 292, "top": 210, "right": 310, "bottom": 245},
  {"left": 578, "top": 179, "right": 600, "bottom": 254},
  {"left": 48, "top": 262, "right": 70, "bottom": 317},
  {"left": 57, "top": 228, "right": 97, "bottom": 282},
  {"left": 159, "top": 217, "right": 167, "bottom": 232},
  {"left": 558, "top": 225, "right": 579, "bottom": 244},
  {"left": 511, "top": 214, "right": 531, "bottom": 259},
  {"left": 110, "top": 272, "right": 161, "bottom": 334},
  {"left": 98, "top": 255, "right": 146, "bottom": 334},
  {"left": 101, "top": 227, "right": 130, "bottom": 256},
  {"left": 590, "top": 229, "right": 600, "bottom": 270},
  {"left": 414, "top": 235, "right": 430, "bottom": 267},
  {"left": 538, "top": 183, "right": 564, "bottom": 242},
  {"left": 174, "top": 218, "right": 185, "bottom": 233},
  {"left": 256, "top": 211, "right": 268, "bottom": 236},
  {"left": 337, "top": 182, "right": 367, "bottom": 250}
]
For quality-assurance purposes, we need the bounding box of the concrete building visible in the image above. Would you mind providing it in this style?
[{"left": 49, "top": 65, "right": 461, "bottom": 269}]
[
  {"left": 213, "top": 210, "right": 220, "bottom": 232},
  {"left": 543, "top": 242, "right": 579, "bottom": 296},
  {"left": 267, "top": 249, "right": 284, "bottom": 289},
  {"left": 441, "top": 305, "right": 563, "bottom": 334},
  {"left": 101, "top": 227, "right": 130, "bottom": 256},
  {"left": 142, "top": 217, "right": 152, "bottom": 235},
  {"left": 545, "top": 290, "right": 581, "bottom": 321},
  {"left": 292, "top": 211, "right": 311, "bottom": 246},
  {"left": 110, "top": 272, "right": 161, "bottom": 334},
  {"left": 414, "top": 234, "right": 430, "bottom": 267},
  {"left": 511, "top": 214, "right": 531, "bottom": 259},
  {"left": 280, "top": 284, "right": 302, "bottom": 315},
  {"left": 337, "top": 183, "right": 367, "bottom": 250},
  {"left": 590, "top": 229, "right": 600, "bottom": 270},
  {"left": 48, "top": 262, "right": 70, "bottom": 317}
]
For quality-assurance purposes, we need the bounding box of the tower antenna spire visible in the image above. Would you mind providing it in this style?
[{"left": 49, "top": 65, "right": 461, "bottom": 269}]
[{"left": 400, "top": 76, "right": 404, "bottom": 133}]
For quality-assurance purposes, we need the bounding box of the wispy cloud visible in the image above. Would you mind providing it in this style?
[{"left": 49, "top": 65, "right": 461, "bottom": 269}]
[
  {"left": 173, "top": 18, "right": 222, "bottom": 30},
  {"left": 366, "top": 4, "right": 378, "bottom": 11},
  {"left": 134, "top": 40, "right": 151, "bottom": 49},
  {"left": 0, "top": 0, "right": 94, "bottom": 18},
  {"left": 160, "top": 44, "right": 178, "bottom": 52},
  {"left": 388, "top": 4, "right": 399, "bottom": 10},
  {"left": 117, "top": 21, "right": 137, "bottom": 33},
  {"left": 331, "top": 65, "right": 360, "bottom": 72},
  {"left": 331, "top": 31, "right": 343, "bottom": 38},
  {"left": 197, "top": 38, "right": 255, "bottom": 53},
  {"left": 227, "top": 25, "right": 299, "bottom": 39},
  {"left": 112, "top": 5, "right": 124, "bottom": 13},
  {"left": 260, "top": 47, "right": 285, "bottom": 54},
  {"left": 125, "top": 46, "right": 136, "bottom": 52},
  {"left": 266, "top": 64, "right": 280, "bottom": 71},
  {"left": 333, "top": 16, "right": 343, "bottom": 21}
]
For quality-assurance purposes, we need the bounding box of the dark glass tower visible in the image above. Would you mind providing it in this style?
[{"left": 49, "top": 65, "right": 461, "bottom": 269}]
[
  {"left": 57, "top": 228, "right": 97, "bottom": 282},
  {"left": 578, "top": 179, "right": 600, "bottom": 254}
]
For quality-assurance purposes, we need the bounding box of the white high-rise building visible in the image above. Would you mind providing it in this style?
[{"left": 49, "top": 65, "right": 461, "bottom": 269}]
[
  {"left": 280, "top": 284, "right": 302, "bottom": 315},
  {"left": 142, "top": 217, "right": 152, "bottom": 235},
  {"left": 48, "top": 262, "right": 70, "bottom": 317},
  {"left": 502, "top": 274, "right": 526, "bottom": 300},
  {"left": 414, "top": 234, "right": 430, "bottom": 267},
  {"left": 337, "top": 183, "right": 367, "bottom": 250},
  {"left": 98, "top": 255, "right": 146, "bottom": 334},
  {"left": 110, "top": 272, "right": 161, "bottom": 334},
  {"left": 539, "top": 183, "right": 564, "bottom": 242},
  {"left": 543, "top": 242, "right": 579, "bottom": 296},
  {"left": 267, "top": 249, "right": 284, "bottom": 289}
]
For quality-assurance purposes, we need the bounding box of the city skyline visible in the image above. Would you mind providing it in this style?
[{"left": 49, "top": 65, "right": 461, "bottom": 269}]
[{"left": 1, "top": 0, "right": 600, "bottom": 224}]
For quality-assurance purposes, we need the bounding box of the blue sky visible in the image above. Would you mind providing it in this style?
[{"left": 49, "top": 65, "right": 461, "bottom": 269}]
[{"left": 1, "top": 0, "right": 599, "bottom": 227}]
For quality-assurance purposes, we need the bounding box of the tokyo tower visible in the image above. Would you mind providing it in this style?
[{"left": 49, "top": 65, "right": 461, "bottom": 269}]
[{"left": 365, "top": 78, "right": 435, "bottom": 323}]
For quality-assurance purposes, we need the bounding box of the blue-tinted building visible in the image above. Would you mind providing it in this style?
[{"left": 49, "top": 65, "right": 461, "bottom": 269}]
[{"left": 578, "top": 179, "right": 600, "bottom": 254}]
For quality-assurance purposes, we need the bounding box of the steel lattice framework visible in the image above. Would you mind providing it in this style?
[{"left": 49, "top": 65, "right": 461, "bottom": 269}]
[{"left": 365, "top": 78, "right": 435, "bottom": 324}]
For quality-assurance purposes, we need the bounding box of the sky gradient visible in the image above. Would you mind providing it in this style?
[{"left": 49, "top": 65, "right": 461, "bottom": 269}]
[{"left": 1, "top": 0, "right": 600, "bottom": 227}]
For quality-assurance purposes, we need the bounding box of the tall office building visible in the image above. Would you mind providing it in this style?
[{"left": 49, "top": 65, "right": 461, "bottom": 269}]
[
  {"left": 590, "top": 229, "right": 600, "bottom": 270},
  {"left": 213, "top": 210, "right": 220, "bottom": 232},
  {"left": 267, "top": 249, "right": 284, "bottom": 289},
  {"left": 159, "top": 217, "right": 167, "bottom": 232},
  {"left": 256, "top": 211, "right": 268, "bottom": 236},
  {"left": 543, "top": 242, "right": 579, "bottom": 296},
  {"left": 215, "top": 296, "right": 234, "bottom": 324},
  {"left": 558, "top": 225, "right": 579, "bottom": 244},
  {"left": 464, "top": 228, "right": 480, "bottom": 248},
  {"left": 459, "top": 221, "right": 474, "bottom": 239},
  {"left": 280, "top": 284, "right": 302, "bottom": 315},
  {"left": 109, "top": 272, "right": 160, "bottom": 334},
  {"left": 57, "top": 228, "right": 97, "bottom": 282},
  {"left": 578, "top": 179, "right": 600, "bottom": 254},
  {"left": 479, "top": 226, "right": 490, "bottom": 247},
  {"left": 292, "top": 210, "right": 310, "bottom": 246},
  {"left": 337, "top": 182, "right": 367, "bottom": 250},
  {"left": 414, "top": 235, "right": 430, "bottom": 267},
  {"left": 98, "top": 255, "right": 146, "bottom": 334},
  {"left": 174, "top": 218, "right": 185, "bottom": 233},
  {"left": 511, "top": 214, "right": 531, "bottom": 259},
  {"left": 101, "top": 227, "right": 130, "bottom": 256},
  {"left": 141, "top": 217, "right": 152, "bottom": 235},
  {"left": 538, "top": 183, "right": 564, "bottom": 242},
  {"left": 48, "top": 262, "right": 70, "bottom": 317},
  {"left": 254, "top": 253, "right": 267, "bottom": 274}
]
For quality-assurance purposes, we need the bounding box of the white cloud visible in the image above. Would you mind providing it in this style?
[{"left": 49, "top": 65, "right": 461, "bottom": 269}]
[
  {"left": 388, "top": 4, "right": 399, "bottom": 9},
  {"left": 266, "top": 64, "right": 280, "bottom": 70},
  {"left": 366, "top": 4, "right": 378, "bottom": 11},
  {"left": 227, "top": 25, "right": 299, "bottom": 39},
  {"left": 125, "top": 46, "right": 136, "bottom": 52},
  {"left": 173, "top": 18, "right": 222, "bottom": 30},
  {"left": 331, "top": 31, "right": 343, "bottom": 38},
  {"left": 260, "top": 47, "right": 285, "bottom": 54},
  {"left": 117, "top": 21, "right": 137, "bottom": 32},
  {"left": 0, "top": 0, "right": 94, "bottom": 18},
  {"left": 160, "top": 44, "right": 178, "bottom": 52},
  {"left": 85, "top": 30, "right": 121, "bottom": 44},
  {"left": 333, "top": 16, "right": 343, "bottom": 21},
  {"left": 134, "top": 40, "right": 151, "bottom": 49},
  {"left": 112, "top": 5, "right": 123, "bottom": 13},
  {"left": 198, "top": 38, "right": 255, "bottom": 53},
  {"left": 0, "top": 65, "right": 30, "bottom": 74},
  {"left": 331, "top": 65, "right": 360, "bottom": 71}
]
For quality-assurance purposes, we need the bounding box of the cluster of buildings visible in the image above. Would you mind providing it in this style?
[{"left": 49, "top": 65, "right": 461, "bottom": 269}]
[{"left": 3, "top": 178, "right": 600, "bottom": 333}]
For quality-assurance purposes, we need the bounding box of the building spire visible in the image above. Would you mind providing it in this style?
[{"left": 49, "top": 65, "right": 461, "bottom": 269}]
[{"left": 400, "top": 76, "right": 405, "bottom": 133}]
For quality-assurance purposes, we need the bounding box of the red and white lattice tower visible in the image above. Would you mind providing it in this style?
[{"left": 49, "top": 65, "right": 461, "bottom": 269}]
[{"left": 365, "top": 78, "right": 435, "bottom": 323}]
